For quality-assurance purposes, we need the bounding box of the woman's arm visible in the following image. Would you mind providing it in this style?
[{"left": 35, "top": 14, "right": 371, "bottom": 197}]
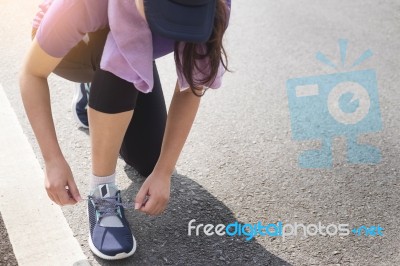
[
  {"left": 20, "top": 39, "right": 63, "bottom": 161},
  {"left": 155, "top": 83, "right": 201, "bottom": 176},
  {"left": 20, "top": 39, "right": 81, "bottom": 205},
  {"left": 135, "top": 81, "right": 201, "bottom": 215}
]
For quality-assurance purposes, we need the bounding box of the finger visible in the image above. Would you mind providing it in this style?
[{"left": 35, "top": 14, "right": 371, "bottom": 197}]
[
  {"left": 45, "top": 184, "right": 63, "bottom": 205},
  {"left": 67, "top": 178, "right": 82, "bottom": 202},
  {"left": 154, "top": 205, "right": 166, "bottom": 216},
  {"left": 46, "top": 191, "right": 56, "bottom": 204},
  {"left": 140, "top": 197, "right": 158, "bottom": 215},
  {"left": 154, "top": 196, "right": 169, "bottom": 215},
  {"left": 52, "top": 193, "right": 63, "bottom": 206},
  {"left": 155, "top": 204, "right": 167, "bottom": 216},
  {"left": 45, "top": 184, "right": 59, "bottom": 205},
  {"left": 66, "top": 189, "right": 78, "bottom": 204},
  {"left": 138, "top": 195, "right": 150, "bottom": 210},
  {"left": 58, "top": 188, "right": 76, "bottom": 206},
  {"left": 135, "top": 185, "right": 150, "bottom": 210}
]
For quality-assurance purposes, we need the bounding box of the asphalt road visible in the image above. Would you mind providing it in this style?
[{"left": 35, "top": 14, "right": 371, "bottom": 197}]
[
  {"left": 0, "top": 213, "right": 17, "bottom": 266},
  {"left": 1, "top": 0, "right": 399, "bottom": 265}
]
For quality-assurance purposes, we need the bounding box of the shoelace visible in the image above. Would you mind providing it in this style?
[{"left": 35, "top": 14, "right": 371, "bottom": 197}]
[{"left": 87, "top": 196, "right": 134, "bottom": 218}]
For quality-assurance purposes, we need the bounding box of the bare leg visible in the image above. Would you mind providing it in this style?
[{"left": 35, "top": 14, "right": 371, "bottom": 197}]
[{"left": 88, "top": 107, "right": 133, "bottom": 176}]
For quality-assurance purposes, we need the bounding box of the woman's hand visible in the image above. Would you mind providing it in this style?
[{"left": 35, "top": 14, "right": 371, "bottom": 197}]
[
  {"left": 44, "top": 157, "right": 82, "bottom": 206},
  {"left": 135, "top": 171, "right": 171, "bottom": 215}
]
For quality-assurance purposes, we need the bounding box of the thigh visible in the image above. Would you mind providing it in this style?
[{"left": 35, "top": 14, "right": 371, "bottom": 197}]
[
  {"left": 120, "top": 62, "right": 167, "bottom": 177},
  {"left": 52, "top": 28, "right": 109, "bottom": 83}
]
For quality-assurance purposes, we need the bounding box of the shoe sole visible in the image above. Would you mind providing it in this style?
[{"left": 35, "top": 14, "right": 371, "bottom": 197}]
[
  {"left": 88, "top": 233, "right": 137, "bottom": 260},
  {"left": 71, "top": 84, "right": 89, "bottom": 129}
]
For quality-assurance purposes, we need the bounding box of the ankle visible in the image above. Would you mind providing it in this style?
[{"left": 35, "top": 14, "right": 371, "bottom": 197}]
[{"left": 89, "top": 172, "right": 116, "bottom": 190}]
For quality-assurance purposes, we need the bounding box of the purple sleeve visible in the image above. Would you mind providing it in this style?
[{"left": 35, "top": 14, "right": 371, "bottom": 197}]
[
  {"left": 32, "top": 0, "right": 52, "bottom": 29},
  {"left": 36, "top": 0, "right": 108, "bottom": 58}
]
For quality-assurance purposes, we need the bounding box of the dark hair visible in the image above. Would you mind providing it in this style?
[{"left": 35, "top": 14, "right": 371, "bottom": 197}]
[{"left": 174, "top": 0, "right": 230, "bottom": 96}]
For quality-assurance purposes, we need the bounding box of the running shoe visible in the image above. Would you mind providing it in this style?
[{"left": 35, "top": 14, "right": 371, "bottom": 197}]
[
  {"left": 71, "top": 83, "right": 90, "bottom": 128},
  {"left": 88, "top": 184, "right": 136, "bottom": 260}
]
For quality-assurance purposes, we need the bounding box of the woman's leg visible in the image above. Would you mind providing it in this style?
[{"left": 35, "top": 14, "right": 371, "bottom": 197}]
[
  {"left": 89, "top": 108, "right": 133, "bottom": 176},
  {"left": 119, "top": 63, "right": 167, "bottom": 177},
  {"left": 86, "top": 70, "right": 138, "bottom": 260},
  {"left": 88, "top": 69, "right": 139, "bottom": 177}
]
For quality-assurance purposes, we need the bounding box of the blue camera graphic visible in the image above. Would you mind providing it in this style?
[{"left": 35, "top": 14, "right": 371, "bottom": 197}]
[{"left": 287, "top": 40, "right": 382, "bottom": 168}]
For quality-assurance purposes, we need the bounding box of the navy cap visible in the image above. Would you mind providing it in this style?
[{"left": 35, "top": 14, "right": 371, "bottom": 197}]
[{"left": 144, "top": 0, "right": 217, "bottom": 43}]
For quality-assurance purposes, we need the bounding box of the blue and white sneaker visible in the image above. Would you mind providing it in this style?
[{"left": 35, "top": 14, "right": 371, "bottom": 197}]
[
  {"left": 88, "top": 184, "right": 136, "bottom": 260},
  {"left": 71, "top": 83, "right": 90, "bottom": 128}
]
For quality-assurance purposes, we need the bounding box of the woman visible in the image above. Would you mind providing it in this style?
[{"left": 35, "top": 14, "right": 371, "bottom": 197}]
[{"left": 20, "top": 0, "right": 230, "bottom": 260}]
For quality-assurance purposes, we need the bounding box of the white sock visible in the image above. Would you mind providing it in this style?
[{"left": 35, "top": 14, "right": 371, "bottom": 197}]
[{"left": 89, "top": 172, "right": 116, "bottom": 190}]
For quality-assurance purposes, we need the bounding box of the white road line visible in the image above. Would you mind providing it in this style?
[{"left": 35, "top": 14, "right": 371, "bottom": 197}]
[{"left": 0, "top": 85, "right": 89, "bottom": 265}]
